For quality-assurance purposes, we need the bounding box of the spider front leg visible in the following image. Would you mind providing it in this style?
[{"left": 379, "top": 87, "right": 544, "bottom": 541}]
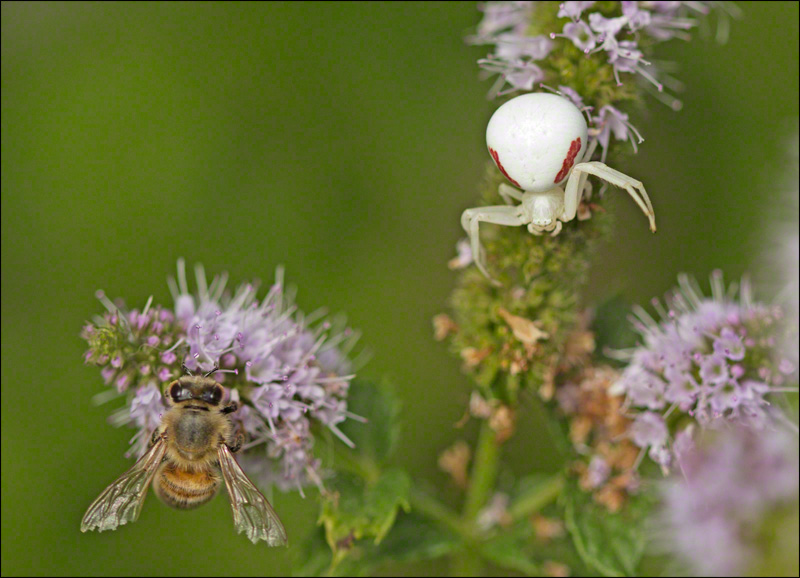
[
  {"left": 498, "top": 183, "right": 524, "bottom": 206},
  {"left": 561, "top": 172, "right": 587, "bottom": 223},
  {"left": 565, "top": 162, "right": 656, "bottom": 232},
  {"left": 461, "top": 205, "right": 526, "bottom": 285}
]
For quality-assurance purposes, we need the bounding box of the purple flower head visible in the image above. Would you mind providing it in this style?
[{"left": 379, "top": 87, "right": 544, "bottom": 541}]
[
  {"left": 494, "top": 33, "right": 553, "bottom": 61},
  {"left": 616, "top": 272, "right": 799, "bottom": 470},
  {"left": 551, "top": 20, "right": 596, "bottom": 52},
  {"left": 83, "top": 260, "right": 362, "bottom": 495},
  {"left": 475, "top": 1, "right": 534, "bottom": 38},
  {"left": 129, "top": 384, "right": 165, "bottom": 428},
  {"left": 449, "top": 238, "right": 475, "bottom": 270},
  {"left": 477, "top": 57, "right": 545, "bottom": 97},
  {"left": 557, "top": 85, "right": 585, "bottom": 110},
  {"left": 599, "top": 37, "right": 664, "bottom": 91},
  {"left": 107, "top": 383, "right": 166, "bottom": 459},
  {"left": 658, "top": 428, "right": 799, "bottom": 576},
  {"left": 662, "top": 365, "right": 698, "bottom": 406},
  {"left": 592, "top": 105, "right": 644, "bottom": 162},
  {"left": 557, "top": 1, "right": 596, "bottom": 21},
  {"left": 467, "top": 0, "right": 733, "bottom": 121},
  {"left": 630, "top": 411, "right": 668, "bottom": 448},
  {"left": 468, "top": 3, "right": 555, "bottom": 99},
  {"left": 644, "top": 1, "right": 697, "bottom": 41},
  {"left": 621, "top": 1, "right": 651, "bottom": 31},
  {"left": 585, "top": 455, "right": 611, "bottom": 489},
  {"left": 588, "top": 12, "right": 628, "bottom": 37}
]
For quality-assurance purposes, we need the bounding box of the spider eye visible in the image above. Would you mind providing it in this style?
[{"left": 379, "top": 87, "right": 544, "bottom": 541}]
[{"left": 170, "top": 383, "right": 192, "bottom": 402}]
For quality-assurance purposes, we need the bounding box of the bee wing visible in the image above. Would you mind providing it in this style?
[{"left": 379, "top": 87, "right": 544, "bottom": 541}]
[
  {"left": 80, "top": 434, "right": 167, "bottom": 533},
  {"left": 217, "top": 444, "right": 288, "bottom": 546}
]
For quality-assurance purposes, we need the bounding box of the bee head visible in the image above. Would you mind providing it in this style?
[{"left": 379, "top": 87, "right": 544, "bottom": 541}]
[{"left": 166, "top": 376, "right": 225, "bottom": 408}]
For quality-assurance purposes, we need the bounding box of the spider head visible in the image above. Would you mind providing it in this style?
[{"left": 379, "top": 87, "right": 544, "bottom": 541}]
[{"left": 486, "top": 93, "right": 588, "bottom": 193}]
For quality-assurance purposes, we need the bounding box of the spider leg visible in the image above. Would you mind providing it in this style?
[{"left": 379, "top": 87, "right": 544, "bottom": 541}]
[
  {"left": 498, "top": 183, "right": 524, "bottom": 206},
  {"left": 568, "top": 162, "right": 656, "bottom": 232},
  {"left": 562, "top": 173, "right": 584, "bottom": 223},
  {"left": 461, "top": 205, "right": 526, "bottom": 285},
  {"left": 579, "top": 136, "right": 599, "bottom": 164},
  {"left": 566, "top": 136, "right": 598, "bottom": 206}
]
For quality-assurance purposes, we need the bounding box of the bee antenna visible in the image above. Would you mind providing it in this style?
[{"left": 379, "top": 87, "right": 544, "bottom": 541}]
[
  {"left": 203, "top": 365, "right": 220, "bottom": 378},
  {"left": 181, "top": 363, "right": 195, "bottom": 376}
]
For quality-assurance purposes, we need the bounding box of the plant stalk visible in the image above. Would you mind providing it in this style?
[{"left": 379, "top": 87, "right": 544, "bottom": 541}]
[
  {"left": 409, "top": 487, "right": 472, "bottom": 541},
  {"left": 463, "top": 420, "right": 501, "bottom": 520},
  {"left": 450, "top": 420, "right": 502, "bottom": 576}
]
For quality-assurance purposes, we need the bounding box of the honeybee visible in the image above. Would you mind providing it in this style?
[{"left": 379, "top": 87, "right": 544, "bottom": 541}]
[{"left": 81, "top": 375, "right": 288, "bottom": 546}]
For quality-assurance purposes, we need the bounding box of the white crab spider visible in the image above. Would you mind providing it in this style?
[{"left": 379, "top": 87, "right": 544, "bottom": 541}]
[{"left": 461, "top": 92, "right": 656, "bottom": 283}]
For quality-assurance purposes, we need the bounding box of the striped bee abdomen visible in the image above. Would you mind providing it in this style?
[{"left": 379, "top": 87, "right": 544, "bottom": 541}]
[{"left": 153, "top": 462, "right": 221, "bottom": 510}]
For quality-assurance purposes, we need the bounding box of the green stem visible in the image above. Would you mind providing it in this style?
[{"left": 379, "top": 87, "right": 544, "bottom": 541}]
[
  {"left": 409, "top": 487, "right": 472, "bottom": 541},
  {"left": 450, "top": 420, "right": 502, "bottom": 577},
  {"left": 450, "top": 546, "right": 485, "bottom": 577},
  {"left": 508, "top": 474, "right": 564, "bottom": 522},
  {"left": 463, "top": 421, "right": 501, "bottom": 520}
]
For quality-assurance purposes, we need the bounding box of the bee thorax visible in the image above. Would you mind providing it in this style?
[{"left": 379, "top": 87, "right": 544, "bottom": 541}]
[{"left": 163, "top": 407, "right": 230, "bottom": 459}]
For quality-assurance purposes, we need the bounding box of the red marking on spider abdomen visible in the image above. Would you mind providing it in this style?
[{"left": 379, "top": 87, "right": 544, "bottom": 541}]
[
  {"left": 555, "top": 137, "right": 581, "bottom": 183},
  {"left": 488, "top": 147, "right": 521, "bottom": 188}
]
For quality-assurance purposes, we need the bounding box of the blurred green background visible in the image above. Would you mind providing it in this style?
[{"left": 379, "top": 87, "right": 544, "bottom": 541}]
[{"left": 2, "top": 2, "right": 798, "bottom": 576}]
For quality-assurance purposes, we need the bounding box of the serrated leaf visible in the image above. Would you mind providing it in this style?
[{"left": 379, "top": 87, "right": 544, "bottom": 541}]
[
  {"left": 338, "top": 379, "right": 401, "bottom": 465},
  {"left": 562, "top": 480, "right": 654, "bottom": 577},
  {"left": 298, "top": 510, "right": 460, "bottom": 577},
  {"left": 321, "top": 468, "right": 411, "bottom": 558}
]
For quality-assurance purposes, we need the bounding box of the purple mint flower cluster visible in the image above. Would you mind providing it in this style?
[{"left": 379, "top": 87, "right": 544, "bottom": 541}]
[
  {"left": 658, "top": 427, "right": 799, "bottom": 576},
  {"left": 553, "top": 85, "right": 644, "bottom": 164},
  {"left": 83, "top": 260, "right": 361, "bottom": 492},
  {"left": 469, "top": 2, "right": 727, "bottom": 98},
  {"left": 469, "top": 1, "right": 548, "bottom": 97},
  {"left": 553, "top": 1, "right": 701, "bottom": 91},
  {"left": 614, "top": 271, "right": 798, "bottom": 471},
  {"left": 467, "top": 2, "right": 736, "bottom": 163}
]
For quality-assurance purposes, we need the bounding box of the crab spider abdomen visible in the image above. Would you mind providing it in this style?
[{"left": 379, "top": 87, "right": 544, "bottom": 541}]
[{"left": 486, "top": 93, "right": 588, "bottom": 194}]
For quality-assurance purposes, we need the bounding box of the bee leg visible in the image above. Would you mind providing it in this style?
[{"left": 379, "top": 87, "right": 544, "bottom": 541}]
[
  {"left": 148, "top": 427, "right": 165, "bottom": 449},
  {"left": 221, "top": 401, "right": 238, "bottom": 415},
  {"left": 226, "top": 432, "right": 245, "bottom": 454}
]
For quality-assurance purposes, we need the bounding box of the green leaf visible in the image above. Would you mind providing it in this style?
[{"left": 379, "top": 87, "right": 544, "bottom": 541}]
[
  {"left": 292, "top": 526, "right": 334, "bottom": 577},
  {"left": 337, "top": 379, "right": 401, "bottom": 466},
  {"left": 315, "top": 468, "right": 466, "bottom": 575},
  {"left": 321, "top": 468, "right": 411, "bottom": 558},
  {"left": 562, "top": 480, "right": 655, "bottom": 577},
  {"left": 297, "top": 510, "right": 461, "bottom": 577},
  {"left": 369, "top": 510, "right": 461, "bottom": 564},
  {"left": 480, "top": 514, "right": 588, "bottom": 578},
  {"left": 480, "top": 529, "right": 542, "bottom": 577}
]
